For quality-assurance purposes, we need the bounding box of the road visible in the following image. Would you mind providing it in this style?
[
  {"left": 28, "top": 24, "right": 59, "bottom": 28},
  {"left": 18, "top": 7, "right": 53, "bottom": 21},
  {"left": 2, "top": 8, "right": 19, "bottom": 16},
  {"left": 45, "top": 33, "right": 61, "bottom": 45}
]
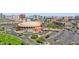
[
  {"left": 6, "top": 30, "right": 38, "bottom": 45},
  {"left": 46, "top": 30, "right": 79, "bottom": 45},
  {"left": 20, "top": 34, "right": 39, "bottom": 45},
  {"left": 5, "top": 25, "right": 79, "bottom": 45}
]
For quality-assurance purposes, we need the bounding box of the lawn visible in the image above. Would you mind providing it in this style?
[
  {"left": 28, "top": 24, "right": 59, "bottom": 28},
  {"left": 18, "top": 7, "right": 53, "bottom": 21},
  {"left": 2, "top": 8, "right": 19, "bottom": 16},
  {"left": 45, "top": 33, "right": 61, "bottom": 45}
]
[
  {"left": 0, "top": 33, "right": 25, "bottom": 45},
  {"left": 47, "top": 23, "right": 64, "bottom": 29}
]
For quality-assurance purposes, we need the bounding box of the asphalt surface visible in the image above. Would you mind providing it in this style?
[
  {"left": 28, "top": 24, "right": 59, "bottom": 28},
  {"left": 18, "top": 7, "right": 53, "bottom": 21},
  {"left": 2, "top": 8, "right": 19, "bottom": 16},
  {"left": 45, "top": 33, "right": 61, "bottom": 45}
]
[
  {"left": 4, "top": 25, "right": 79, "bottom": 45},
  {"left": 46, "top": 30, "right": 79, "bottom": 45}
]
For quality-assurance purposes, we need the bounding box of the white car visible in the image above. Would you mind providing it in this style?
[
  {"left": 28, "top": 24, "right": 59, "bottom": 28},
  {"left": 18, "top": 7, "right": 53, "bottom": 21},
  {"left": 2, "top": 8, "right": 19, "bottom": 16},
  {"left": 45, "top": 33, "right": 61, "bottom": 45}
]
[{"left": 77, "top": 30, "right": 79, "bottom": 34}]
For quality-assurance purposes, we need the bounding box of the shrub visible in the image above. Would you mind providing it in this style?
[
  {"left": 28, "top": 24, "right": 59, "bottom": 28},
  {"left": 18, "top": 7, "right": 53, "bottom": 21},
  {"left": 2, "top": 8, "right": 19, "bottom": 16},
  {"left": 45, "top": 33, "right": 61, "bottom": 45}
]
[{"left": 31, "top": 34, "right": 38, "bottom": 39}]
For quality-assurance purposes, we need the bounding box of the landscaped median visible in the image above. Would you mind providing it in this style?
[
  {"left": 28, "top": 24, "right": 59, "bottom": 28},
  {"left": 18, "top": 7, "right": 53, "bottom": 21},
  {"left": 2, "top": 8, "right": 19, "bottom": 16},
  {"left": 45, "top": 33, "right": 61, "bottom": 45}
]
[
  {"left": 31, "top": 34, "right": 48, "bottom": 44},
  {"left": 0, "top": 33, "right": 26, "bottom": 45}
]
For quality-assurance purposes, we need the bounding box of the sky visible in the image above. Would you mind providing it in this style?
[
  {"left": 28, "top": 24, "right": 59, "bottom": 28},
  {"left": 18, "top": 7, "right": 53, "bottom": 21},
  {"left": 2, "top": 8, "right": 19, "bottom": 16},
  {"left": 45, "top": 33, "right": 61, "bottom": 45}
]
[
  {"left": 3, "top": 13, "right": 79, "bottom": 16},
  {"left": 27, "top": 13, "right": 79, "bottom": 16}
]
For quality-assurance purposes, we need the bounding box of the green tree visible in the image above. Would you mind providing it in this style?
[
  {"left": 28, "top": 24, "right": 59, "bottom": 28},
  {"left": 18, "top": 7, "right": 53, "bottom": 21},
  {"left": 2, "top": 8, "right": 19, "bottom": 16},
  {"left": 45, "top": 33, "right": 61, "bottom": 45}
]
[{"left": 31, "top": 34, "right": 38, "bottom": 39}]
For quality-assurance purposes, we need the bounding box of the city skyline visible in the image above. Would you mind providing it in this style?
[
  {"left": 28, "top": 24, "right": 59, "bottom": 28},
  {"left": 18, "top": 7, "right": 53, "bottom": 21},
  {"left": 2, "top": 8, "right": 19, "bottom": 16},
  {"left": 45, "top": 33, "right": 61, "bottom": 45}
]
[{"left": 3, "top": 13, "right": 79, "bottom": 16}]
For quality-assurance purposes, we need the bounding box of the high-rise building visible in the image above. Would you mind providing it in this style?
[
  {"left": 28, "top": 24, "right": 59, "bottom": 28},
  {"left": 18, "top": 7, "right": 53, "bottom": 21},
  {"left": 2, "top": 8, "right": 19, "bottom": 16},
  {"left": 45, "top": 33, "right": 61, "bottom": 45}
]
[
  {"left": 64, "top": 16, "right": 69, "bottom": 22},
  {"left": 5, "top": 15, "right": 19, "bottom": 20},
  {"left": 0, "top": 13, "right": 5, "bottom": 20}
]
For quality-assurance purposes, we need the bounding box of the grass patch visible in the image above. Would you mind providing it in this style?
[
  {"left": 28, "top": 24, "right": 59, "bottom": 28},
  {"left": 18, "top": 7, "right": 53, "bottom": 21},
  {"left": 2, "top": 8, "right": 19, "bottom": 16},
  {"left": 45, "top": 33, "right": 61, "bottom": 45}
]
[
  {"left": 47, "top": 24, "right": 64, "bottom": 29},
  {"left": 0, "top": 33, "right": 25, "bottom": 45},
  {"left": 0, "top": 20, "right": 15, "bottom": 22}
]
